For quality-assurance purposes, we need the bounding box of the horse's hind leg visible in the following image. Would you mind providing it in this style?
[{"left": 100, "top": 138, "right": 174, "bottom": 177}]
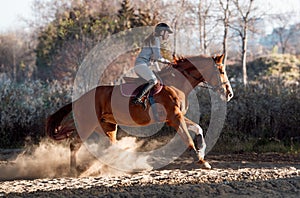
[
  {"left": 184, "top": 118, "right": 211, "bottom": 169},
  {"left": 70, "top": 135, "right": 82, "bottom": 176}
]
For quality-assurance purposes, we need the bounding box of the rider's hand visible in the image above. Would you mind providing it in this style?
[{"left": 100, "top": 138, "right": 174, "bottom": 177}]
[
  {"left": 158, "top": 58, "right": 171, "bottom": 64},
  {"left": 164, "top": 59, "right": 171, "bottom": 64}
]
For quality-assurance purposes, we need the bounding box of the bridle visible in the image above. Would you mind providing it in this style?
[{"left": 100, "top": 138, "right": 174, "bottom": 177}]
[
  {"left": 199, "top": 62, "right": 228, "bottom": 91},
  {"left": 198, "top": 81, "right": 228, "bottom": 92},
  {"left": 169, "top": 61, "right": 228, "bottom": 92}
]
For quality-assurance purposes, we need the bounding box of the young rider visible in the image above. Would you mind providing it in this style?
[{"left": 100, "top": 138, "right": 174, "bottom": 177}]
[{"left": 132, "top": 23, "right": 173, "bottom": 108}]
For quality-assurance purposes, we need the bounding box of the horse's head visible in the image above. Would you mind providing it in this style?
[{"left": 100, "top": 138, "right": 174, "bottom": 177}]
[
  {"left": 162, "top": 54, "right": 233, "bottom": 101},
  {"left": 172, "top": 54, "right": 233, "bottom": 102},
  {"left": 211, "top": 54, "right": 233, "bottom": 102}
]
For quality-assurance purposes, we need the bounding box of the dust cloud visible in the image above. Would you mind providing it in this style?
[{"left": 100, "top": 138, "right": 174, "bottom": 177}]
[{"left": 0, "top": 137, "right": 152, "bottom": 180}]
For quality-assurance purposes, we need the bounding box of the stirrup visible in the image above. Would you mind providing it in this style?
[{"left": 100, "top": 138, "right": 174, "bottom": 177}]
[{"left": 132, "top": 98, "right": 147, "bottom": 110}]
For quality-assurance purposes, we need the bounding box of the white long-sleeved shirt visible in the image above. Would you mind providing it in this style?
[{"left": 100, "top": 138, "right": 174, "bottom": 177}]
[{"left": 135, "top": 37, "right": 162, "bottom": 66}]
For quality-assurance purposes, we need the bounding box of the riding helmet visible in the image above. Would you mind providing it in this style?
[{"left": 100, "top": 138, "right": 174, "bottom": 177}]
[{"left": 155, "top": 23, "right": 173, "bottom": 34}]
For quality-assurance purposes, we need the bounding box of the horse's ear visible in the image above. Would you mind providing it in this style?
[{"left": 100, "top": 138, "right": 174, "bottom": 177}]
[
  {"left": 212, "top": 54, "right": 217, "bottom": 62},
  {"left": 212, "top": 54, "right": 224, "bottom": 65},
  {"left": 219, "top": 54, "right": 225, "bottom": 63}
]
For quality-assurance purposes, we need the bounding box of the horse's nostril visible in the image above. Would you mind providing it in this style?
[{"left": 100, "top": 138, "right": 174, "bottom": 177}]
[{"left": 228, "top": 92, "right": 233, "bottom": 98}]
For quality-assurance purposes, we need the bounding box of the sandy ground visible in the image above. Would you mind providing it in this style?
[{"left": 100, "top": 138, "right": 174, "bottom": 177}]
[{"left": 0, "top": 150, "right": 299, "bottom": 197}]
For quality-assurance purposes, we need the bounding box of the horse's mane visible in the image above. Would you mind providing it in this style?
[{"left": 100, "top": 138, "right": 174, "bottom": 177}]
[
  {"left": 163, "top": 54, "right": 211, "bottom": 68},
  {"left": 160, "top": 54, "right": 209, "bottom": 73},
  {"left": 173, "top": 55, "right": 188, "bottom": 63},
  {"left": 158, "top": 54, "right": 213, "bottom": 82},
  {"left": 158, "top": 56, "right": 192, "bottom": 80},
  {"left": 160, "top": 56, "right": 188, "bottom": 73}
]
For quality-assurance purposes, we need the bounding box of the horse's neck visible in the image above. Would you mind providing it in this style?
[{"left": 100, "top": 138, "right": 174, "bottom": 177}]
[{"left": 159, "top": 66, "right": 201, "bottom": 95}]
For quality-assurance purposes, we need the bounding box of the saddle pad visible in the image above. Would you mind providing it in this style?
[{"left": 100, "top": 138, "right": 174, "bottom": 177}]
[{"left": 120, "top": 83, "right": 163, "bottom": 97}]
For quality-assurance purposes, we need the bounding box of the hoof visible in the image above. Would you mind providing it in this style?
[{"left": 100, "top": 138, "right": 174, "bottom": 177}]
[
  {"left": 198, "top": 160, "right": 212, "bottom": 169},
  {"left": 203, "top": 161, "right": 212, "bottom": 169}
]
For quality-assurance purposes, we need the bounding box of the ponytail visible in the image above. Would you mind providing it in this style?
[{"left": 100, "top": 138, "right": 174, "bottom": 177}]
[{"left": 144, "top": 33, "right": 156, "bottom": 46}]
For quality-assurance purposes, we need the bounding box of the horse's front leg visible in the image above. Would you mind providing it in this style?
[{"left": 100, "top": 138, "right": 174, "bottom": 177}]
[
  {"left": 185, "top": 118, "right": 211, "bottom": 169},
  {"left": 98, "top": 121, "right": 118, "bottom": 144},
  {"left": 167, "top": 109, "right": 197, "bottom": 153}
]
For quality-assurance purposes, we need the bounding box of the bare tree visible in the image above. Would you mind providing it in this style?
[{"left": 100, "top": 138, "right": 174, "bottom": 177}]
[
  {"left": 218, "top": 0, "right": 232, "bottom": 66},
  {"left": 194, "top": 0, "right": 224, "bottom": 55},
  {"left": 270, "top": 13, "right": 298, "bottom": 54},
  {"left": 0, "top": 31, "right": 35, "bottom": 82},
  {"left": 289, "top": 23, "right": 300, "bottom": 55},
  {"left": 170, "top": 0, "right": 190, "bottom": 55},
  {"left": 230, "top": 0, "right": 262, "bottom": 86},
  {"left": 148, "top": 0, "right": 195, "bottom": 55}
]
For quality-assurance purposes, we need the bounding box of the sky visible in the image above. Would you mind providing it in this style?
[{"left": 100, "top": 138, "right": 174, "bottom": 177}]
[
  {"left": 0, "top": 0, "right": 34, "bottom": 32},
  {"left": 0, "top": 0, "right": 300, "bottom": 32}
]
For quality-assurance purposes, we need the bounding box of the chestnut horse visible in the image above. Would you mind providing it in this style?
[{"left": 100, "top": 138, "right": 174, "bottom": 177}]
[{"left": 46, "top": 54, "right": 233, "bottom": 174}]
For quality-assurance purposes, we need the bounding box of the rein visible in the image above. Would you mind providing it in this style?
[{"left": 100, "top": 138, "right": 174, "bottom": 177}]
[
  {"left": 198, "top": 81, "right": 228, "bottom": 91},
  {"left": 199, "top": 62, "right": 228, "bottom": 91},
  {"left": 171, "top": 62, "right": 203, "bottom": 81},
  {"left": 168, "top": 60, "right": 227, "bottom": 91}
]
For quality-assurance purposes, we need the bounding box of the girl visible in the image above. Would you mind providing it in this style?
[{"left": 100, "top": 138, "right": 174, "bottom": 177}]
[{"left": 133, "top": 23, "right": 173, "bottom": 108}]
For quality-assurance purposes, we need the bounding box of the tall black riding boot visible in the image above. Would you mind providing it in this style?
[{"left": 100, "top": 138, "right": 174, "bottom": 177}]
[{"left": 132, "top": 80, "right": 156, "bottom": 109}]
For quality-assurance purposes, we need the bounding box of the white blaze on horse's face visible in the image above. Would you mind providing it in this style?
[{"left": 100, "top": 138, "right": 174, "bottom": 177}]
[{"left": 217, "top": 64, "right": 234, "bottom": 102}]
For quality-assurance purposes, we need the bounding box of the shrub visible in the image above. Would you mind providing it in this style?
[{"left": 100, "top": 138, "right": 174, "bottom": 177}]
[
  {"left": 210, "top": 54, "right": 300, "bottom": 153},
  {"left": 0, "top": 79, "right": 72, "bottom": 148}
]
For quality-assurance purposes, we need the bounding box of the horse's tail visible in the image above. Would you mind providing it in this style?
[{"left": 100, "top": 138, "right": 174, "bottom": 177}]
[{"left": 46, "top": 103, "right": 75, "bottom": 141}]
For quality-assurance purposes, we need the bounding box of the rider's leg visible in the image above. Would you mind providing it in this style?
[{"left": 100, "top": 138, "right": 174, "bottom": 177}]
[
  {"left": 133, "top": 79, "right": 156, "bottom": 103},
  {"left": 133, "top": 64, "right": 158, "bottom": 108}
]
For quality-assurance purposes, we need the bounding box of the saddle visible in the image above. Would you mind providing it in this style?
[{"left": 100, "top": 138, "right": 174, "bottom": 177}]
[{"left": 120, "top": 77, "right": 163, "bottom": 98}]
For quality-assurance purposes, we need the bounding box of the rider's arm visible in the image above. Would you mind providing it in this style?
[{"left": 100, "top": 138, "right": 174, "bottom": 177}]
[
  {"left": 152, "top": 37, "right": 162, "bottom": 60},
  {"left": 157, "top": 57, "right": 170, "bottom": 64},
  {"left": 151, "top": 37, "right": 170, "bottom": 64},
  {"left": 153, "top": 61, "right": 161, "bottom": 72}
]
